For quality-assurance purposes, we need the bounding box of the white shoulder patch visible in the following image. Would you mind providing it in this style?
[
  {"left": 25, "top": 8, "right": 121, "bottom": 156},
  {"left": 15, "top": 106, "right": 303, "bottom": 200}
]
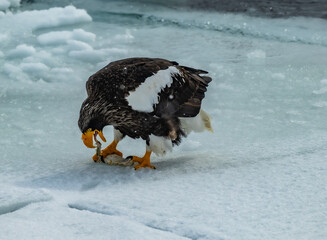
[{"left": 126, "top": 66, "right": 180, "bottom": 112}]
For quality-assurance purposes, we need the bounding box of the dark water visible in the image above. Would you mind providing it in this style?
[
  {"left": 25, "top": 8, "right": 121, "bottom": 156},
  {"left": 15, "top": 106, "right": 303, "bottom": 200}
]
[
  {"left": 181, "top": 0, "right": 327, "bottom": 18},
  {"left": 21, "top": 0, "right": 327, "bottom": 18}
]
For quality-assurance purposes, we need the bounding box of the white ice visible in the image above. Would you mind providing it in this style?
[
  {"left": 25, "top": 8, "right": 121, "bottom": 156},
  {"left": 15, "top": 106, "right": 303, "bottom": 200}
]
[
  {"left": 0, "top": 0, "right": 20, "bottom": 11},
  {"left": 7, "top": 44, "right": 36, "bottom": 58},
  {"left": 0, "top": 1, "right": 327, "bottom": 240},
  {"left": 37, "top": 29, "right": 96, "bottom": 45}
]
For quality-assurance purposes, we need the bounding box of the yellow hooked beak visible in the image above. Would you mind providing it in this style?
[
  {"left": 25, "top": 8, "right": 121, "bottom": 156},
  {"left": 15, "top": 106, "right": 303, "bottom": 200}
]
[{"left": 82, "top": 128, "right": 107, "bottom": 148}]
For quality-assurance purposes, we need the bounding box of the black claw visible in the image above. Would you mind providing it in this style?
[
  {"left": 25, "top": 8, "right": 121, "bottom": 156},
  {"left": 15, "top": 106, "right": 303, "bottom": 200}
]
[
  {"left": 100, "top": 155, "right": 105, "bottom": 163},
  {"left": 125, "top": 156, "right": 133, "bottom": 161}
]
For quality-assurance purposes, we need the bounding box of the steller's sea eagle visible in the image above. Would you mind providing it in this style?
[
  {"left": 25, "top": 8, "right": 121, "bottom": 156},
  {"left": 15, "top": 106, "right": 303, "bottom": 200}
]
[{"left": 78, "top": 57, "right": 212, "bottom": 169}]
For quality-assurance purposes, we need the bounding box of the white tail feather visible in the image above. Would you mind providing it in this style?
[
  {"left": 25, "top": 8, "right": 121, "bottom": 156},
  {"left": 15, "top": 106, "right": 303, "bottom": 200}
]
[{"left": 180, "top": 109, "right": 213, "bottom": 135}]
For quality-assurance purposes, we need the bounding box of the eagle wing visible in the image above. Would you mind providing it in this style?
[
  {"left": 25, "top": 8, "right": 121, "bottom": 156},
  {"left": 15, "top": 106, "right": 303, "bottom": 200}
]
[
  {"left": 85, "top": 58, "right": 178, "bottom": 97},
  {"left": 85, "top": 57, "right": 211, "bottom": 118},
  {"left": 154, "top": 65, "right": 212, "bottom": 118}
]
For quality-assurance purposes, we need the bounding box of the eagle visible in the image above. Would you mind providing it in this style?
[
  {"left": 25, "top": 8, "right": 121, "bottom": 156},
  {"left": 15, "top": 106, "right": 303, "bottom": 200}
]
[{"left": 78, "top": 57, "right": 212, "bottom": 169}]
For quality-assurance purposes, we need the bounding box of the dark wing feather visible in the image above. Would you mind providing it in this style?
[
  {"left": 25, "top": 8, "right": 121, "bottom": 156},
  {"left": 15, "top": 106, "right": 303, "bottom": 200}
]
[
  {"left": 86, "top": 58, "right": 178, "bottom": 98},
  {"left": 154, "top": 66, "right": 212, "bottom": 118}
]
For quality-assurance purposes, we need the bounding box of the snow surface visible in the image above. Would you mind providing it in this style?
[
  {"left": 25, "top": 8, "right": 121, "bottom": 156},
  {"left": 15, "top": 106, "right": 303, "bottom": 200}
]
[{"left": 1, "top": 1, "right": 327, "bottom": 239}]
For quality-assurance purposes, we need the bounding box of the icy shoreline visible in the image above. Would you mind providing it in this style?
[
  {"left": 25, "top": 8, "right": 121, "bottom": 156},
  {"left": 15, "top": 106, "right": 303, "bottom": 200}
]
[{"left": 1, "top": 1, "right": 327, "bottom": 239}]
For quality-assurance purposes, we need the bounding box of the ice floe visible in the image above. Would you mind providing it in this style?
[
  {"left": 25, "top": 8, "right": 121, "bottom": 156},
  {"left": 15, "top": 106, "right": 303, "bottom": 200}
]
[
  {"left": 37, "top": 29, "right": 96, "bottom": 45},
  {"left": 0, "top": 0, "right": 20, "bottom": 11},
  {"left": 0, "top": 5, "right": 91, "bottom": 33},
  {"left": 7, "top": 44, "right": 36, "bottom": 58}
]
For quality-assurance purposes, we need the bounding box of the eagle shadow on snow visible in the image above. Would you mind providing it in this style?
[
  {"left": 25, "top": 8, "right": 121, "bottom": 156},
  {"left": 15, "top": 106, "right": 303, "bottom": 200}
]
[{"left": 17, "top": 153, "right": 228, "bottom": 191}]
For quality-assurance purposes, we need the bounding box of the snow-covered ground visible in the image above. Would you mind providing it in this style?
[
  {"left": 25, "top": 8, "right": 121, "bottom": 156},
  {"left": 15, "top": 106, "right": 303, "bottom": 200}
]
[{"left": 1, "top": 1, "right": 327, "bottom": 239}]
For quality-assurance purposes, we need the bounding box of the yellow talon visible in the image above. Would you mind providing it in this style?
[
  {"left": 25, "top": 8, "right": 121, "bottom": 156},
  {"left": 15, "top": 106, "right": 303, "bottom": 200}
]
[{"left": 132, "top": 151, "right": 155, "bottom": 170}]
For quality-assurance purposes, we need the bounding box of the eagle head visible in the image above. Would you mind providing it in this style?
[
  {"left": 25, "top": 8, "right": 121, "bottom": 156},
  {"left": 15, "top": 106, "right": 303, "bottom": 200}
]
[{"left": 78, "top": 98, "right": 107, "bottom": 148}]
